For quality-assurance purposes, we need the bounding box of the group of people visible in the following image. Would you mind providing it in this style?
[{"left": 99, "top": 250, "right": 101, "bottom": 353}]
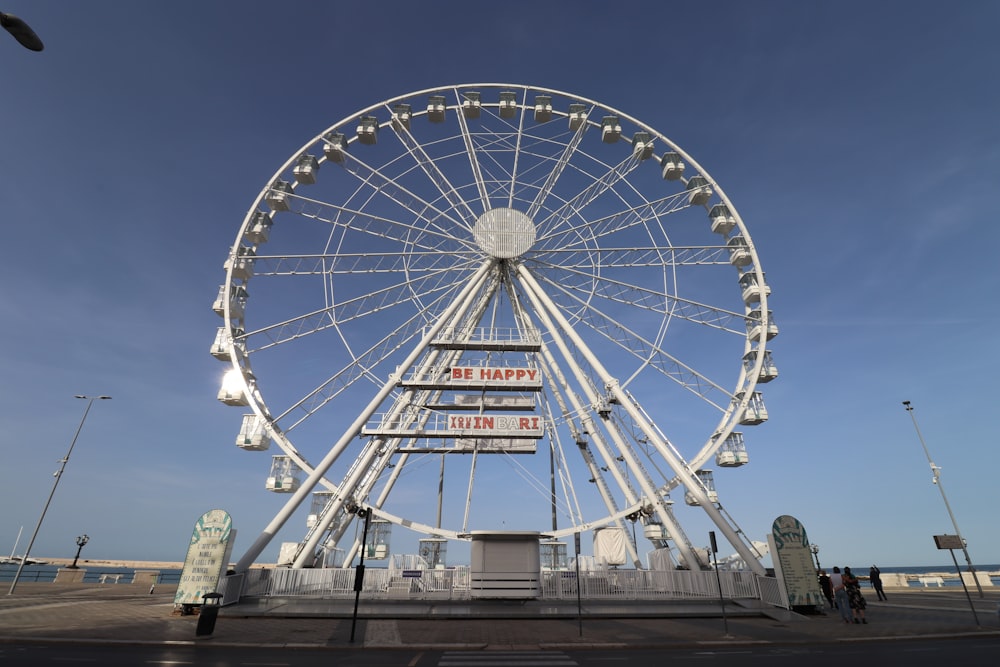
[{"left": 817, "top": 565, "right": 887, "bottom": 624}]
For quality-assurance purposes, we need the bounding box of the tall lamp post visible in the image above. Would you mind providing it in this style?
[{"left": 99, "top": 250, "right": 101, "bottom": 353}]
[
  {"left": 0, "top": 11, "right": 44, "bottom": 51},
  {"left": 7, "top": 395, "right": 111, "bottom": 595},
  {"left": 810, "top": 544, "right": 821, "bottom": 572},
  {"left": 902, "top": 401, "right": 982, "bottom": 597},
  {"left": 68, "top": 534, "right": 89, "bottom": 569}
]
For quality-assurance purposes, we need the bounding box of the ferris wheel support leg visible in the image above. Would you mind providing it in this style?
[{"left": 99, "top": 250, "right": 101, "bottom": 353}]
[
  {"left": 516, "top": 265, "right": 766, "bottom": 575},
  {"left": 516, "top": 266, "right": 692, "bottom": 569},
  {"left": 292, "top": 272, "right": 500, "bottom": 567},
  {"left": 234, "top": 262, "right": 494, "bottom": 572},
  {"left": 534, "top": 342, "right": 642, "bottom": 566},
  {"left": 532, "top": 314, "right": 637, "bottom": 544}
]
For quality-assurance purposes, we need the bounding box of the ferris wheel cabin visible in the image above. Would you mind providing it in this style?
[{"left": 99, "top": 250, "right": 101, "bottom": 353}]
[
  {"left": 715, "top": 432, "right": 749, "bottom": 467},
  {"left": 684, "top": 469, "right": 719, "bottom": 506},
  {"left": 660, "top": 152, "right": 685, "bottom": 180},
  {"left": 236, "top": 413, "right": 271, "bottom": 451},
  {"left": 600, "top": 115, "right": 621, "bottom": 143},
  {"left": 212, "top": 283, "right": 248, "bottom": 320},
  {"left": 632, "top": 132, "right": 655, "bottom": 159},
  {"left": 709, "top": 204, "right": 735, "bottom": 235},
  {"left": 744, "top": 349, "right": 779, "bottom": 383},
  {"left": 686, "top": 175, "right": 712, "bottom": 205},
  {"left": 392, "top": 103, "right": 412, "bottom": 131},
  {"left": 726, "top": 236, "right": 751, "bottom": 267},
  {"left": 734, "top": 391, "right": 768, "bottom": 425},
  {"left": 266, "top": 455, "right": 301, "bottom": 493},
  {"left": 462, "top": 91, "right": 482, "bottom": 119},
  {"left": 292, "top": 154, "right": 319, "bottom": 185},
  {"left": 356, "top": 115, "right": 378, "bottom": 144},
  {"left": 746, "top": 309, "right": 779, "bottom": 343},
  {"left": 245, "top": 210, "right": 272, "bottom": 244},
  {"left": 739, "top": 271, "right": 771, "bottom": 305},
  {"left": 533, "top": 95, "right": 553, "bottom": 122},
  {"left": 265, "top": 179, "right": 293, "bottom": 211},
  {"left": 568, "top": 103, "right": 587, "bottom": 131},
  {"left": 322, "top": 132, "right": 348, "bottom": 163},
  {"left": 427, "top": 95, "right": 447, "bottom": 123}
]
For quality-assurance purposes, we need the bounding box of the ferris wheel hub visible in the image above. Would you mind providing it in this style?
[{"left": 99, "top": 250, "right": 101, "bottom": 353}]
[{"left": 472, "top": 207, "right": 536, "bottom": 259}]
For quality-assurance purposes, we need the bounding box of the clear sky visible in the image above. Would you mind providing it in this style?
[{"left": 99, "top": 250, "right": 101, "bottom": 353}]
[{"left": 1, "top": 1, "right": 998, "bottom": 571}]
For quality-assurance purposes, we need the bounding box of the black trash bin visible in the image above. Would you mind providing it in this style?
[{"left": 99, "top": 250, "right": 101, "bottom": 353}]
[{"left": 195, "top": 592, "right": 223, "bottom": 637}]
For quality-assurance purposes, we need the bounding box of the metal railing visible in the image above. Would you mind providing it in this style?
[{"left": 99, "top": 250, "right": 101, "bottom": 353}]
[{"left": 228, "top": 567, "right": 778, "bottom": 604}]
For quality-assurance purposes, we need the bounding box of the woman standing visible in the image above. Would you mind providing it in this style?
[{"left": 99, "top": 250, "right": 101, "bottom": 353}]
[{"left": 843, "top": 566, "right": 867, "bottom": 623}]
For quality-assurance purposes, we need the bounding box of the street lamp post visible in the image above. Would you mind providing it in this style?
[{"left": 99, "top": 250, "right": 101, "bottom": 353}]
[
  {"left": 902, "top": 401, "right": 983, "bottom": 597},
  {"left": 810, "top": 544, "right": 821, "bottom": 572},
  {"left": 68, "top": 534, "right": 89, "bottom": 569},
  {"left": 7, "top": 395, "right": 111, "bottom": 595}
]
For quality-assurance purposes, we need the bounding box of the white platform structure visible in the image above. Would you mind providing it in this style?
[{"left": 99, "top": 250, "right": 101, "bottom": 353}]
[{"left": 210, "top": 84, "right": 777, "bottom": 579}]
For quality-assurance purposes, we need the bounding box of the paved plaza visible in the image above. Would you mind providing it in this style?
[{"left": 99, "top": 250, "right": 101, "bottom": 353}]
[{"left": 1, "top": 582, "right": 999, "bottom": 649}]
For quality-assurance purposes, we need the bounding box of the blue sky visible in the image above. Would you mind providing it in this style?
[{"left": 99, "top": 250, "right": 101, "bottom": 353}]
[{"left": 1, "top": 1, "right": 998, "bottom": 571}]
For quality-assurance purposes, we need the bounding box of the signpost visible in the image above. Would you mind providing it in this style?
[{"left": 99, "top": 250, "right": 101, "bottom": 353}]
[
  {"left": 933, "top": 534, "right": 980, "bottom": 627},
  {"left": 174, "top": 510, "right": 235, "bottom": 608},
  {"left": 768, "top": 515, "right": 824, "bottom": 609}
]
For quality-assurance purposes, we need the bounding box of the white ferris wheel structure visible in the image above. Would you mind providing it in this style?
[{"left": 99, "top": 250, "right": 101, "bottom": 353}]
[{"left": 211, "top": 84, "right": 778, "bottom": 575}]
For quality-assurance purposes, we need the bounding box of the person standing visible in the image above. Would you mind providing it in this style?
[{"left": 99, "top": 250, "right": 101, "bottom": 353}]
[
  {"left": 843, "top": 566, "right": 868, "bottom": 623},
  {"left": 869, "top": 565, "right": 887, "bottom": 601},
  {"left": 830, "top": 566, "right": 852, "bottom": 623},
  {"left": 818, "top": 570, "right": 834, "bottom": 609}
]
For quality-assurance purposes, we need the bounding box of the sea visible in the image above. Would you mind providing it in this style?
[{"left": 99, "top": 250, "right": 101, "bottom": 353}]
[
  {"left": 2, "top": 562, "right": 998, "bottom": 587},
  {"left": 0, "top": 562, "right": 182, "bottom": 585}
]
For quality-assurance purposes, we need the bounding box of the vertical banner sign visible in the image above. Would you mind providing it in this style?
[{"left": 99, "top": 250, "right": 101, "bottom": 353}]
[
  {"left": 768, "top": 514, "right": 824, "bottom": 608},
  {"left": 174, "top": 509, "right": 236, "bottom": 605}
]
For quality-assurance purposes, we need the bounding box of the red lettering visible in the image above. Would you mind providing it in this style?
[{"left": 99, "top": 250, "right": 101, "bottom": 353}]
[
  {"left": 519, "top": 417, "right": 530, "bottom": 429},
  {"left": 482, "top": 416, "right": 494, "bottom": 429}
]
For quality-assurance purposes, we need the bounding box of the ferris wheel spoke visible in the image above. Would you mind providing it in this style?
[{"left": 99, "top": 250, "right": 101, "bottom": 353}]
[
  {"left": 250, "top": 250, "right": 477, "bottom": 278},
  {"left": 532, "top": 245, "right": 729, "bottom": 268},
  {"left": 525, "top": 110, "right": 592, "bottom": 220},
  {"left": 334, "top": 151, "right": 473, "bottom": 236},
  {"left": 534, "top": 150, "right": 644, "bottom": 240},
  {"left": 241, "top": 263, "right": 473, "bottom": 353},
  {"left": 283, "top": 192, "right": 477, "bottom": 253},
  {"left": 272, "top": 313, "right": 434, "bottom": 430},
  {"left": 530, "top": 259, "right": 748, "bottom": 335},
  {"left": 529, "top": 270, "right": 734, "bottom": 410},
  {"left": 393, "top": 122, "right": 479, "bottom": 225},
  {"left": 333, "top": 264, "right": 479, "bottom": 327},
  {"left": 450, "top": 90, "right": 491, "bottom": 211},
  {"left": 534, "top": 190, "right": 690, "bottom": 252}
]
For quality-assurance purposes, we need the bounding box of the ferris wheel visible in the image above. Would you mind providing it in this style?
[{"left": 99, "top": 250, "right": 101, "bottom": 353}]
[{"left": 211, "top": 84, "right": 777, "bottom": 574}]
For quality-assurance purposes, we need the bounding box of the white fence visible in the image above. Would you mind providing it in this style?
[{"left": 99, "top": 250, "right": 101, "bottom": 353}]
[{"left": 228, "top": 567, "right": 786, "bottom": 606}]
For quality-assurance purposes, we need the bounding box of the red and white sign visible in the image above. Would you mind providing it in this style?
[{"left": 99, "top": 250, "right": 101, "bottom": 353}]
[
  {"left": 447, "top": 414, "right": 542, "bottom": 435},
  {"left": 451, "top": 366, "right": 539, "bottom": 383}
]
